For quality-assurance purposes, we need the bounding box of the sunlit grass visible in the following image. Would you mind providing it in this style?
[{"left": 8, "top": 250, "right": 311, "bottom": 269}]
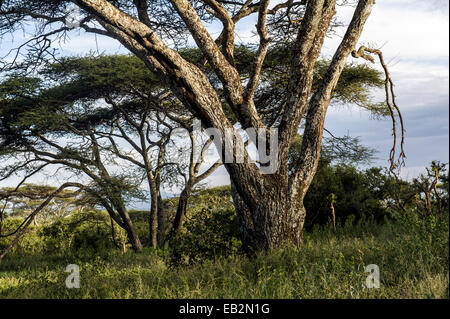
[{"left": 0, "top": 213, "right": 448, "bottom": 299}]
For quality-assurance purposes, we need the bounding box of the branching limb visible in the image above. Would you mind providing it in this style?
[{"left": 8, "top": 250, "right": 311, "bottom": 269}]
[
  {"left": 278, "top": 0, "right": 337, "bottom": 169},
  {"left": 290, "top": 0, "right": 374, "bottom": 197},
  {"left": 203, "top": 0, "right": 236, "bottom": 63},
  {"left": 244, "top": 0, "right": 272, "bottom": 103}
]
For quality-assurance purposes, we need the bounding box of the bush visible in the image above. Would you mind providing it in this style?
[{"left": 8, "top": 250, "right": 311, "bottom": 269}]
[
  {"left": 0, "top": 217, "right": 43, "bottom": 257},
  {"left": 1, "top": 212, "right": 447, "bottom": 298},
  {"left": 304, "top": 164, "right": 406, "bottom": 229},
  {"left": 171, "top": 207, "right": 242, "bottom": 264},
  {"left": 39, "top": 210, "right": 122, "bottom": 254},
  {"left": 169, "top": 186, "right": 242, "bottom": 264}
]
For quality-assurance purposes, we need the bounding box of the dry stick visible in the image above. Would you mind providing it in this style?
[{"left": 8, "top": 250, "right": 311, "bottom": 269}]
[
  {"left": 352, "top": 46, "right": 406, "bottom": 172},
  {"left": 330, "top": 193, "right": 336, "bottom": 231},
  {"left": 432, "top": 169, "right": 443, "bottom": 221},
  {"left": 0, "top": 200, "right": 6, "bottom": 235},
  {"left": 0, "top": 182, "right": 81, "bottom": 262},
  {"left": 429, "top": 166, "right": 442, "bottom": 220}
]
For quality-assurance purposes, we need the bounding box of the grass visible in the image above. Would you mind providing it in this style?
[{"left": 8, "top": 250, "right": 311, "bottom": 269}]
[{"left": 0, "top": 213, "right": 448, "bottom": 299}]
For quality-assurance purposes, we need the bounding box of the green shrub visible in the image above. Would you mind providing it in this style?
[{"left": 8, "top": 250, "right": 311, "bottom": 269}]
[
  {"left": 304, "top": 164, "right": 398, "bottom": 228},
  {"left": 39, "top": 210, "right": 122, "bottom": 254},
  {"left": 170, "top": 207, "right": 242, "bottom": 264},
  {"left": 0, "top": 217, "right": 43, "bottom": 257}
]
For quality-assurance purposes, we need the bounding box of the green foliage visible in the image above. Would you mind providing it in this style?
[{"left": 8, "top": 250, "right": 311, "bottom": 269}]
[
  {"left": 0, "top": 54, "right": 161, "bottom": 147},
  {"left": 171, "top": 207, "right": 241, "bottom": 264},
  {"left": 1, "top": 177, "right": 447, "bottom": 298},
  {"left": 168, "top": 186, "right": 242, "bottom": 264},
  {"left": 0, "top": 218, "right": 43, "bottom": 257},
  {"left": 0, "top": 210, "right": 126, "bottom": 258},
  {"left": 39, "top": 210, "right": 119, "bottom": 255},
  {"left": 41, "top": 54, "right": 159, "bottom": 98},
  {"left": 0, "top": 184, "right": 82, "bottom": 223},
  {"left": 252, "top": 44, "right": 387, "bottom": 118},
  {"left": 288, "top": 133, "right": 376, "bottom": 174},
  {"left": 0, "top": 212, "right": 447, "bottom": 298},
  {"left": 132, "top": 45, "right": 386, "bottom": 123},
  {"left": 304, "top": 164, "right": 393, "bottom": 228},
  {"left": 315, "top": 60, "right": 387, "bottom": 116},
  {"left": 0, "top": 75, "right": 41, "bottom": 100}
]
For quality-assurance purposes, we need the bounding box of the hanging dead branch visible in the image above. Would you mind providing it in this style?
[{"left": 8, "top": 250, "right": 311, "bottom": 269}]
[{"left": 352, "top": 45, "right": 406, "bottom": 172}]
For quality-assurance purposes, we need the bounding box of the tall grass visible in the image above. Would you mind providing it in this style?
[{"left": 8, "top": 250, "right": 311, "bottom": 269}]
[{"left": 0, "top": 212, "right": 448, "bottom": 299}]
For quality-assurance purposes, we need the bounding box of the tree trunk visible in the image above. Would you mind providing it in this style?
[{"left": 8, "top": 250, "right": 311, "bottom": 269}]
[
  {"left": 149, "top": 192, "right": 158, "bottom": 248},
  {"left": 103, "top": 201, "right": 143, "bottom": 252},
  {"left": 71, "top": 0, "right": 375, "bottom": 253},
  {"left": 172, "top": 187, "right": 190, "bottom": 232},
  {"left": 230, "top": 176, "right": 306, "bottom": 252},
  {"left": 226, "top": 0, "right": 375, "bottom": 252},
  {"left": 116, "top": 205, "right": 143, "bottom": 252},
  {"left": 157, "top": 193, "right": 166, "bottom": 246}
]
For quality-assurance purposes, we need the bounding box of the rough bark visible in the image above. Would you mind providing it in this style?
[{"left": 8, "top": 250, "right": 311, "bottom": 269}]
[
  {"left": 231, "top": 176, "right": 306, "bottom": 251},
  {"left": 231, "top": 0, "right": 374, "bottom": 251},
  {"left": 115, "top": 202, "right": 143, "bottom": 251},
  {"left": 157, "top": 193, "right": 166, "bottom": 246},
  {"left": 149, "top": 186, "right": 158, "bottom": 248},
  {"left": 172, "top": 187, "right": 190, "bottom": 232}
]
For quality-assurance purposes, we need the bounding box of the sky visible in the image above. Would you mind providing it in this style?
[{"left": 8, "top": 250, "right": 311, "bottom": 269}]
[
  {"left": 0, "top": 0, "right": 449, "bottom": 193},
  {"left": 322, "top": 0, "right": 449, "bottom": 180}
]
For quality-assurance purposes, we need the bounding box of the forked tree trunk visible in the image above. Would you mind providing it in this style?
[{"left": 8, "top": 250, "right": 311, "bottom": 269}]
[
  {"left": 88, "top": 185, "right": 144, "bottom": 252},
  {"left": 230, "top": 176, "right": 306, "bottom": 251},
  {"left": 103, "top": 197, "right": 143, "bottom": 252}
]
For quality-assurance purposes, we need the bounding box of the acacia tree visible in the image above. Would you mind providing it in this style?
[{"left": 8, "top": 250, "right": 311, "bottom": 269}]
[
  {"left": 0, "top": 51, "right": 384, "bottom": 244},
  {"left": 413, "top": 161, "right": 447, "bottom": 221},
  {"left": 0, "top": 0, "right": 404, "bottom": 250},
  {"left": 37, "top": 54, "right": 222, "bottom": 246},
  {"left": 0, "top": 54, "right": 222, "bottom": 248},
  {"left": 0, "top": 74, "right": 146, "bottom": 251},
  {"left": 0, "top": 184, "right": 83, "bottom": 224}
]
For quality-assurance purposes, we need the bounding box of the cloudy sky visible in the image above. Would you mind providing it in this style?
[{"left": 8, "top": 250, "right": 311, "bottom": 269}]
[
  {"left": 0, "top": 0, "right": 448, "bottom": 191},
  {"left": 322, "top": 0, "right": 449, "bottom": 179}
]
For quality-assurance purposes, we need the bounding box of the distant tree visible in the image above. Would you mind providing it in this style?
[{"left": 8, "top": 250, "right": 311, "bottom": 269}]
[
  {"left": 0, "top": 54, "right": 223, "bottom": 248},
  {"left": 0, "top": 73, "right": 145, "bottom": 251},
  {"left": 413, "top": 161, "right": 448, "bottom": 220},
  {"left": 0, "top": 184, "right": 83, "bottom": 224},
  {"left": 39, "top": 54, "right": 224, "bottom": 246}
]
